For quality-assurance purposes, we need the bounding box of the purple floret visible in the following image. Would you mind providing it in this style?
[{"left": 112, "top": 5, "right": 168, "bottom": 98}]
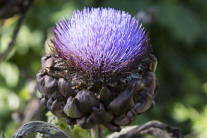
[{"left": 52, "top": 7, "right": 152, "bottom": 77}]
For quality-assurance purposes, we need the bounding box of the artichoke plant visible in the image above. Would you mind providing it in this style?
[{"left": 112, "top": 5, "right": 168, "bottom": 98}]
[{"left": 36, "top": 7, "right": 159, "bottom": 132}]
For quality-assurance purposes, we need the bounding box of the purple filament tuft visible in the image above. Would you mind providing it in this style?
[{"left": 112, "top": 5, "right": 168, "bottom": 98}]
[{"left": 52, "top": 7, "right": 152, "bottom": 77}]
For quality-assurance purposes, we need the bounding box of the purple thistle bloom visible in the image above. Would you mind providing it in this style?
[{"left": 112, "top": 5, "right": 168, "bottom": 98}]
[{"left": 52, "top": 7, "right": 152, "bottom": 77}]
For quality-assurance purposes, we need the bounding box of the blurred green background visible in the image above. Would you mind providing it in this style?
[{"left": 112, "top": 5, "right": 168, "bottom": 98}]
[{"left": 0, "top": 0, "right": 207, "bottom": 137}]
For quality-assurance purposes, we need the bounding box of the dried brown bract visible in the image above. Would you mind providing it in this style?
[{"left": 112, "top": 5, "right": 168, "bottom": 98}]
[{"left": 36, "top": 54, "right": 159, "bottom": 132}]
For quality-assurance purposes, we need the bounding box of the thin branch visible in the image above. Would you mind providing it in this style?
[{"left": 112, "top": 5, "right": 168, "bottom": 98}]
[
  {"left": 0, "top": 0, "right": 34, "bottom": 61},
  {"left": 0, "top": 14, "right": 24, "bottom": 61},
  {"left": 0, "top": 21, "right": 4, "bottom": 50}
]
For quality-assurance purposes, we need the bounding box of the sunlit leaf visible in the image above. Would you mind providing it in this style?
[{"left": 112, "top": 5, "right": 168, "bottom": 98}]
[
  {"left": 0, "top": 88, "right": 20, "bottom": 115},
  {"left": 19, "top": 87, "right": 30, "bottom": 101},
  {"left": 0, "top": 62, "right": 19, "bottom": 88},
  {"left": 69, "top": 125, "right": 90, "bottom": 138}
]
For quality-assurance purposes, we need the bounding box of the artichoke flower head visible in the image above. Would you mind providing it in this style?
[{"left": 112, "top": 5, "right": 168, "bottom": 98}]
[{"left": 37, "top": 7, "right": 158, "bottom": 132}]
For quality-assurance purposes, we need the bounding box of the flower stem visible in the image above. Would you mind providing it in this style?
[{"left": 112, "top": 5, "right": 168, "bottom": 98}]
[{"left": 91, "top": 125, "right": 102, "bottom": 138}]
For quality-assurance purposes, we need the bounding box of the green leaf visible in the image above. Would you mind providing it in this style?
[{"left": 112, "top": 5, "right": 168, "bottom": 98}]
[
  {"left": 69, "top": 125, "right": 90, "bottom": 138},
  {"left": 0, "top": 88, "right": 20, "bottom": 116},
  {"left": 0, "top": 62, "right": 19, "bottom": 88}
]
